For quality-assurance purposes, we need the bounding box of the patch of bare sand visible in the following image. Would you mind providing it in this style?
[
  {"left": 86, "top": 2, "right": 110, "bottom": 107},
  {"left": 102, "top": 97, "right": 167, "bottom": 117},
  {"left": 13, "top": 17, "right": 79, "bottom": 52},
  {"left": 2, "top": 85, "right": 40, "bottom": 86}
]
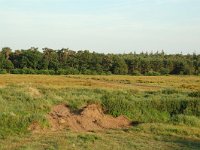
[{"left": 47, "top": 104, "right": 131, "bottom": 132}]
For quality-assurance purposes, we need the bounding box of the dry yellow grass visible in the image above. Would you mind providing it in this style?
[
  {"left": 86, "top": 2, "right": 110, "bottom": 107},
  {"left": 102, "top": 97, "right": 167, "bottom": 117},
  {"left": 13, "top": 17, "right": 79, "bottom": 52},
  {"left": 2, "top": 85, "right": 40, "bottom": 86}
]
[{"left": 0, "top": 74, "right": 199, "bottom": 91}]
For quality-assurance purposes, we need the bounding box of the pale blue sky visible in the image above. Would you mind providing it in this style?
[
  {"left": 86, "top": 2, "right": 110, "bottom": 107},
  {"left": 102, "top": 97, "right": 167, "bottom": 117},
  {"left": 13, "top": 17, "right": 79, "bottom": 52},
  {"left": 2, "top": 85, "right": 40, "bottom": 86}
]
[{"left": 0, "top": 0, "right": 200, "bottom": 54}]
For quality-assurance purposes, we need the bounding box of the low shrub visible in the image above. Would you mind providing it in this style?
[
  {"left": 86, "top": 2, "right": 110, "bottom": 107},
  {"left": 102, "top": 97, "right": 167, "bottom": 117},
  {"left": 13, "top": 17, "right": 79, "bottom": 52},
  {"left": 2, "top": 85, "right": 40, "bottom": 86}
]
[
  {"left": 57, "top": 68, "right": 80, "bottom": 75},
  {"left": 11, "top": 69, "right": 36, "bottom": 74},
  {"left": 56, "top": 69, "right": 68, "bottom": 75},
  {"left": 131, "top": 70, "right": 142, "bottom": 76},
  {"left": 160, "top": 67, "right": 170, "bottom": 75},
  {"left": 145, "top": 71, "right": 160, "bottom": 76},
  {"left": 36, "top": 70, "right": 55, "bottom": 75},
  {"left": 23, "top": 68, "right": 36, "bottom": 74},
  {"left": 10, "top": 69, "right": 24, "bottom": 74},
  {"left": 0, "top": 69, "right": 7, "bottom": 74},
  {"left": 81, "top": 69, "right": 97, "bottom": 75},
  {"left": 48, "top": 70, "right": 55, "bottom": 75}
]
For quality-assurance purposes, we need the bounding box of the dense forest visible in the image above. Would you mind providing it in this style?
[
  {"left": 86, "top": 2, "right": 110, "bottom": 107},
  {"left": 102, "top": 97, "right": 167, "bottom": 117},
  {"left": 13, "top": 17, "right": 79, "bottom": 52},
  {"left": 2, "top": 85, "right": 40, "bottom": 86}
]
[{"left": 0, "top": 47, "right": 199, "bottom": 75}]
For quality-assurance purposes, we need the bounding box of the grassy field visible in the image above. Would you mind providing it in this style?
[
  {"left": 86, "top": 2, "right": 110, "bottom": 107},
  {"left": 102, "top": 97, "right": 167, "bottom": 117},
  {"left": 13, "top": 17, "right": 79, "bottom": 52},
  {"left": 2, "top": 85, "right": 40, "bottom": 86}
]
[
  {"left": 0, "top": 74, "right": 200, "bottom": 91},
  {"left": 0, "top": 74, "right": 200, "bottom": 150}
]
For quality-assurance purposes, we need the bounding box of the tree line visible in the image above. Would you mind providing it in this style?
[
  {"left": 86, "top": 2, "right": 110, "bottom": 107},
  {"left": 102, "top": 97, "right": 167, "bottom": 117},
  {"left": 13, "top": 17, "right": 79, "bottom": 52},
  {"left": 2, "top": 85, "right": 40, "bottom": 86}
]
[{"left": 0, "top": 47, "right": 199, "bottom": 75}]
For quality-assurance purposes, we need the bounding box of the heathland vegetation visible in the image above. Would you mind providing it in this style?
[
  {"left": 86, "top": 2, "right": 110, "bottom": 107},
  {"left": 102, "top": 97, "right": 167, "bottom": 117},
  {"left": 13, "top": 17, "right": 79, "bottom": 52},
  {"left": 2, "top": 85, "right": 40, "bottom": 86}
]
[
  {"left": 0, "top": 47, "right": 200, "bottom": 75},
  {"left": 0, "top": 75, "right": 199, "bottom": 149}
]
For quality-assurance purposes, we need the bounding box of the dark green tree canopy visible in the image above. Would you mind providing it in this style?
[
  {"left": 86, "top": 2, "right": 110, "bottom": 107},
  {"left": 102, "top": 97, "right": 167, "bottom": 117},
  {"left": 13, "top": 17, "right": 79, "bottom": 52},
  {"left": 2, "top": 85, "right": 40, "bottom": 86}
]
[{"left": 0, "top": 47, "right": 199, "bottom": 75}]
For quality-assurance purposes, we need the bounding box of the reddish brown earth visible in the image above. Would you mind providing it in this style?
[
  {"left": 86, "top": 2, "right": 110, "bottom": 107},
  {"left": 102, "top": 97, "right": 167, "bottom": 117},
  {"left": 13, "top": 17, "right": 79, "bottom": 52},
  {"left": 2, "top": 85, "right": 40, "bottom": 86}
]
[{"left": 47, "top": 104, "right": 132, "bottom": 132}]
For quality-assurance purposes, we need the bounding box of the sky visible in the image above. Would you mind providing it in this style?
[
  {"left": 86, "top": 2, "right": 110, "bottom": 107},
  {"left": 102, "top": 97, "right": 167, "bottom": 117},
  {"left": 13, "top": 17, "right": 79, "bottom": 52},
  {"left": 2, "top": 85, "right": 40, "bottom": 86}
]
[{"left": 0, "top": 0, "right": 200, "bottom": 54}]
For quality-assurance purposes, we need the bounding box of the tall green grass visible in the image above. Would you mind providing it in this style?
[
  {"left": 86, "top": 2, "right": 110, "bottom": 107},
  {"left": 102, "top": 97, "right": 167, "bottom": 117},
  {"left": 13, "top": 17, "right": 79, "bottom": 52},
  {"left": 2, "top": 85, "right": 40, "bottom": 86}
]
[
  {"left": 101, "top": 89, "right": 200, "bottom": 123},
  {"left": 0, "top": 86, "right": 199, "bottom": 138}
]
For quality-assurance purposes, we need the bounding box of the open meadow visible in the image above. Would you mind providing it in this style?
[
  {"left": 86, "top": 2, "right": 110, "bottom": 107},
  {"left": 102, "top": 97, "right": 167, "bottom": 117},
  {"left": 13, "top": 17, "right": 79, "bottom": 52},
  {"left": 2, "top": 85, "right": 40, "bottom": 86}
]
[{"left": 0, "top": 74, "right": 200, "bottom": 150}]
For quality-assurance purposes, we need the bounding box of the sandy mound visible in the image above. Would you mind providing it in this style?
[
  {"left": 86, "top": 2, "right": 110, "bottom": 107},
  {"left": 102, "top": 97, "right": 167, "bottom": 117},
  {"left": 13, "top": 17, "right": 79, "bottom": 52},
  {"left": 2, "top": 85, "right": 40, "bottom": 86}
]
[{"left": 47, "top": 104, "right": 131, "bottom": 132}]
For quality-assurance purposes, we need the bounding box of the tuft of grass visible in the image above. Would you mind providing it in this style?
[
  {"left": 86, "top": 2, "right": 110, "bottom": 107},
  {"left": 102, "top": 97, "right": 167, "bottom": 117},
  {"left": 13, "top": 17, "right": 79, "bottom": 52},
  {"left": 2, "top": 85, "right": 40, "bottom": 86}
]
[
  {"left": 188, "top": 91, "right": 200, "bottom": 98},
  {"left": 77, "top": 134, "right": 101, "bottom": 143},
  {"left": 161, "top": 88, "right": 179, "bottom": 94},
  {"left": 136, "top": 123, "right": 200, "bottom": 139},
  {"left": 171, "top": 115, "right": 200, "bottom": 127}
]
